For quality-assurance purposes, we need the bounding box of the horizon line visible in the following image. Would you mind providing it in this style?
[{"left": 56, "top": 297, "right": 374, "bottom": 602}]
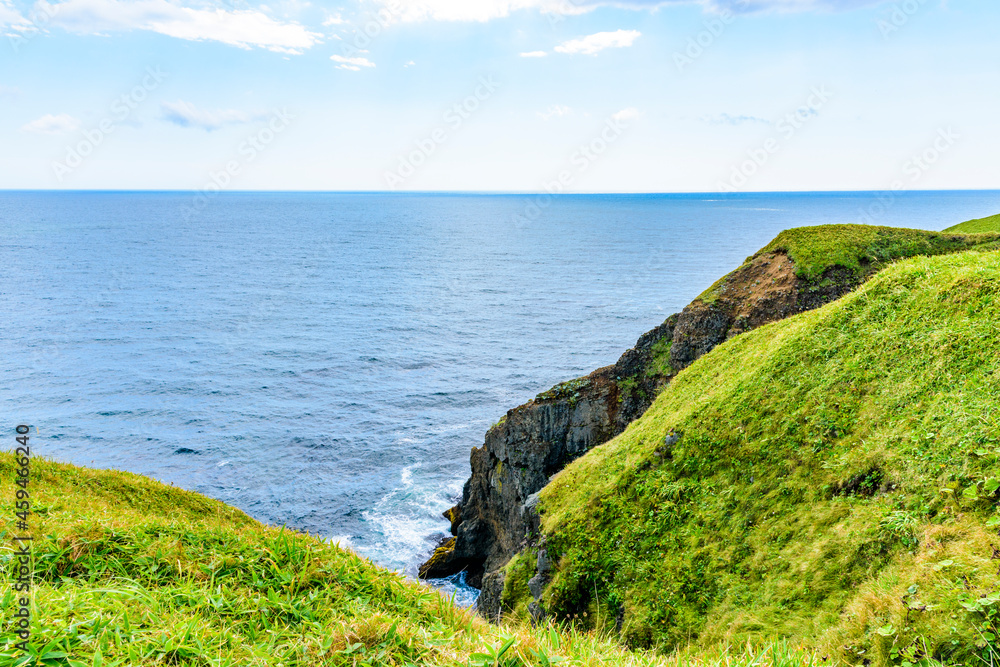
[{"left": 2, "top": 188, "right": 1000, "bottom": 196}]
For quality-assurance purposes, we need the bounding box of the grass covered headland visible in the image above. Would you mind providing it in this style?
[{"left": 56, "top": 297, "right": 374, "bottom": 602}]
[
  {"left": 0, "top": 457, "right": 814, "bottom": 667},
  {"left": 514, "top": 245, "right": 1000, "bottom": 664},
  {"left": 4, "top": 215, "right": 1000, "bottom": 666},
  {"left": 945, "top": 214, "right": 1000, "bottom": 235}
]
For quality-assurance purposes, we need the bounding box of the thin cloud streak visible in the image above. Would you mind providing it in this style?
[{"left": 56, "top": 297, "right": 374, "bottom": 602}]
[
  {"left": 161, "top": 100, "right": 267, "bottom": 130},
  {"left": 331, "top": 54, "right": 376, "bottom": 71},
  {"left": 21, "top": 112, "right": 81, "bottom": 134},
  {"left": 35, "top": 0, "right": 322, "bottom": 53},
  {"left": 554, "top": 29, "right": 640, "bottom": 55},
  {"left": 375, "top": 0, "right": 884, "bottom": 23}
]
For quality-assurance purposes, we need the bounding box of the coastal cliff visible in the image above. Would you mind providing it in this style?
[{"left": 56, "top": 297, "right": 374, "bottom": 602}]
[
  {"left": 19, "top": 219, "right": 1000, "bottom": 667},
  {"left": 420, "top": 224, "right": 1000, "bottom": 621},
  {"left": 516, "top": 245, "right": 1000, "bottom": 660},
  {"left": 420, "top": 314, "right": 678, "bottom": 609}
]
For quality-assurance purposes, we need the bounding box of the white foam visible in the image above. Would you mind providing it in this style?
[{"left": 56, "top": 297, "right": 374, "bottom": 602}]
[
  {"left": 446, "top": 476, "right": 464, "bottom": 496},
  {"left": 400, "top": 463, "right": 418, "bottom": 486},
  {"left": 424, "top": 572, "right": 480, "bottom": 608},
  {"left": 328, "top": 535, "right": 355, "bottom": 550},
  {"left": 357, "top": 462, "right": 453, "bottom": 573}
]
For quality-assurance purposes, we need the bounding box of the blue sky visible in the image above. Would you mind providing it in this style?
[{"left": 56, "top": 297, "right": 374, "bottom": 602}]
[{"left": 1, "top": 0, "right": 997, "bottom": 191}]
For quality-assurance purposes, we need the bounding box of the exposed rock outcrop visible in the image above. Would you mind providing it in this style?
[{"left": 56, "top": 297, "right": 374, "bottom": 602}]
[
  {"left": 420, "top": 249, "right": 871, "bottom": 620},
  {"left": 418, "top": 316, "right": 677, "bottom": 586},
  {"left": 669, "top": 251, "right": 858, "bottom": 370}
]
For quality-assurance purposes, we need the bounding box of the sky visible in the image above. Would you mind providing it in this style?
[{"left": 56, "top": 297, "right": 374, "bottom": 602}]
[{"left": 1, "top": 0, "right": 997, "bottom": 192}]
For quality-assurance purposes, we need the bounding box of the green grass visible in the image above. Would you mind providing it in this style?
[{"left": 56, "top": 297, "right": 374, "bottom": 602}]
[
  {"left": 944, "top": 213, "right": 1000, "bottom": 235},
  {"left": 753, "top": 224, "right": 999, "bottom": 281},
  {"left": 532, "top": 248, "right": 1000, "bottom": 665},
  {"left": 697, "top": 224, "right": 1000, "bottom": 305},
  {"left": 6, "top": 219, "right": 1000, "bottom": 666},
  {"left": 0, "top": 456, "right": 819, "bottom": 667}
]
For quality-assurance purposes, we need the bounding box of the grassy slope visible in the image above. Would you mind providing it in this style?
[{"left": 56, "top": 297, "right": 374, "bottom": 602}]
[
  {"left": 945, "top": 214, "right": 1000, "bottom": 235},
  {"left": 0, "top": 456, "right": 816, "bottom": 667},
  {"left": 4, "top": 221, "right": 999, "bottom": 666},
  {"left": 755, "top": 224, "right": 1000, "bottom": 280},
  {"left": 530, "top": 248, "right": 1000, "bottom": 665},
  {"left": 697, "top": 224, "right": 1000, "bottom": 304}
]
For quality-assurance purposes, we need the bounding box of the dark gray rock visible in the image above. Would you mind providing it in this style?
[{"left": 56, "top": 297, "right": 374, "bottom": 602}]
[
  {"left": 523, "top": 492, "right": 541, "bottom": 515},
  {"left": 428, "top": 315, "right": 678, "bottom": 609},
  {"left": 527, "top": 573, "right": 546, "bottom": 601},
  {"left": 476, "top": 570, "right": 506, "bottom": 623},
  {"left": 536, "top": 547, "right": 551, "bottom": 575}
]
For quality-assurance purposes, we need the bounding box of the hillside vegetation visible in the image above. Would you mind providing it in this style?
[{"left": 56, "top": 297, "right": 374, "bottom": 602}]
[
  {"left": 510, "top": 248, "right": 1000, "bottom": 665},
  {"left": 752, "top": 224, "right": 999, "bottom": 280},
  {"left": 5, "top": 219, "right": 1000, "bottom": 667},
  {"left": 0, "top": 456, "right": 816, "bottom": 666},
  {"left": 945, "top": 214, "right": 1000, "bottom": 235},
  {"left": 695, "top": 224, "right": 999, "bottom": 313}
]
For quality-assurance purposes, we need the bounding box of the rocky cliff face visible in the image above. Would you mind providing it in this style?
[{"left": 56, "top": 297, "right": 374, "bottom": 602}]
[
  {"left": 420, "top": 250, "right": 866, "bottom": 619},
  {"left": 668, "top": 251, "right": 858, "bottom": 369},
  {"left": 419, "top": 315, "right": 677, "bottom": 587}
]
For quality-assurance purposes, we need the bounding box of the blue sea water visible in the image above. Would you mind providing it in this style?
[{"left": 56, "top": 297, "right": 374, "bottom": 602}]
[{"left": 2, "top": 190, "right": 999, "bottom": 602}]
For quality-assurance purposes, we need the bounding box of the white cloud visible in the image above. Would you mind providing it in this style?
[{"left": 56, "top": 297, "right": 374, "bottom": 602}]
[
  {"left": 161, "top": 100, "right": 264, "bottom": 130},
  {"left": 538, "top": 104, "right": 572, "bottom": 120},
  {"left": 377, "top": 0, "right": 544, "bottom": 22},
  {"left": 520, "top": 50, "right": 547, "bottom": 57},
  {"left": 712, "top": 0, "right": 883, "bottom": 11},
  {"left": 375, "top": 0, "right": 883, "bottom": 22},
  {"left": 701, "top": 112, "right": 770, "bottom": 125},
  {"left": 39, "top": 0, "right": 322, "bottom": 53},
  {"left": 0, "top": 0, "right": 24, "bottom": 26},
  {"left": 331, "top": 54, "right": 376, "bottom": 71},
  {"left": 554, "top": 29, "right": 640, "bottom": 55},
  {"left": 5, "top": 0, "right": 893, "bottom": 38},
  {"left": 404, "top": 60, "right": 416, "bottom": 67},
  {"left": 21, "top": 113, "right": 81, "bottom": 135},
  {"left": 612, "top": 107, "right": 640, "bottom": 123}
]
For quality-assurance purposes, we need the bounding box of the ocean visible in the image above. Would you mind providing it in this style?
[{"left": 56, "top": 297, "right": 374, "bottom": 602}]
[{"left": 3, "top": 190, "right": 999, "bottom": 603}]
